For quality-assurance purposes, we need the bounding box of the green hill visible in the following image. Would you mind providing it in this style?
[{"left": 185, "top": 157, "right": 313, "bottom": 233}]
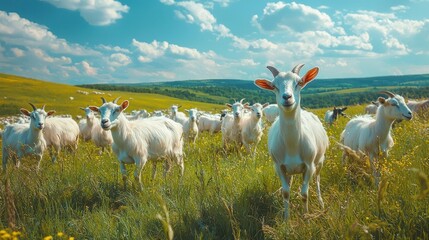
[
  {"left": 0, "top": 73, "right": 223, "bottom": 117},
  {"left": 79, "top": 74, "right": 429, "bottom": 108}
]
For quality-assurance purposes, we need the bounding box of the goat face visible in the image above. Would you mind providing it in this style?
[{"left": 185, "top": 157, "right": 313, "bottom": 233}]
[
  {"left": 81, "top": 107, "right": 94, "bottom": 120},
  {"left": 90, "top": 100, "right": 129, "bottom": 131},
  {"left": 20, "top": 104, "right": 55, "bottom": 130},
  {"left": 226, "top": 100, "right": 247, "bottom": 120},
  {"left": 247, "top": 103, "right": 264, "bottom": 119},
  {"left": 187, "top": 109, "right": 198, "bottom": 122},
  {"left": 379, "top": 94, "right": 412, "bottom": 121},
  {"left": 254, "top": 65, "right": 319, "bottom": 113},
  {"left": 332, "top": 107, "right": 347, "bottom": 120}
]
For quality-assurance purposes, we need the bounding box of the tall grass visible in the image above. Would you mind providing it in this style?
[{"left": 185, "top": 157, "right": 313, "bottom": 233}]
[{"left": 1, "top": 105, "right": 429, "bottom": 239}]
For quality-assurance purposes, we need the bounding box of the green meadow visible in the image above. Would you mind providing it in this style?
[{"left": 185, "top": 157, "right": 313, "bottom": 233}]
[{"left": 0, "top": 74, "right": 428, "bottom": 239}]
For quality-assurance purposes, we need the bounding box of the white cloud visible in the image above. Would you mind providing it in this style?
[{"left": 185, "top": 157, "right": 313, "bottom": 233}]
[
  {"left": 80, "top": 61, "right": 97, "bottom": 75},
  {"left": 160, "top": 0, "right": 175, "bottom": 5},
  {"left": 0, "top": 11, "right": 99, "bottom": 56},
  {"left": 30, "top": 48, "right": 72, "bottom": 64},
  {"left": 109, "top": 53, "right": 131, "bottom": 67},
  {"left": 254, "top": 1, "right": 335, "bottom": 33},
  {"left": 213, "top": 0, "right": 231, "bottom": 7},
  {"left": 165, "top": 1, "right": 217, "bottom": 32},
  {"left": 390, "top": 5, "right": 409, "bottom": 12},
  {"left": 41, "top": 0, "right": 129, "bottom": 26},
  {"left": 11, "top": 47, "right": 25, "bottom": 57},
  {"left": 98, "top": 44, "right": 131, "bottom": 53},
  {"left": 240, "top": 58, "right": 259, "bottom": 66}
]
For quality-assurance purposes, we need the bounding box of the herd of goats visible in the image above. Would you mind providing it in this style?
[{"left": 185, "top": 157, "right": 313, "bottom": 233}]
[{"left": 1, "top": 64, "right": 429, "bottom": 219}]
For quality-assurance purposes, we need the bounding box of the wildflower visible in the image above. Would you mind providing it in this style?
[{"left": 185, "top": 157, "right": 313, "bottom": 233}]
[
  {"left": 0, "top": 230, "right": 7, "bottom": 235},
  {"left": 57, "top": 232, "right": 64, "bottom": 237},
  {"left": 12, "top": 231, "right": 20, "bottom": 237},
  {"left": 44, "top": 236, "right": 53, "bottom": 240},
  {"left": 69, "top": 237, "right": 75, "bottom": 240}
]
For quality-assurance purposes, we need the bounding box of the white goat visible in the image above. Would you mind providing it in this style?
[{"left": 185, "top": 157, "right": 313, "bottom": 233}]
[
  {"left": 255, "top": 64, "right": 329, "bottom": 219},
  {"left": 43, "top": 117, "right": 80, "bottom": 162},
  {"left": 81, "top": 106, "right": 113, "bottom": 154},
  {"left": 2, "top": 103, "right": 55, "bottom": 170},
  {"left": 170, "top": 104, "right": 187, "bottom": 126},
  {"left": 262, "top": 104, "right": 279, "bottom": 123},
  {"left": 365, "top": 101, "right": 379, "bottom": 114},
  {"left": 89, "top": 97, "right": 184, "bottom": 189},
  {"left": 79, "top": 107, "right": 95, "bottom": 141},
  {"left": 221, "top": 99, "right": 248, "bottom": 150},
  {"left": 241, "top": 103, "right": 268, "bottom": 155},
  {"left": 183, "top": 108, "right": 199, "bottom": 144},
  {"left": 324, "top": 107, "right": 347, "bottom": 126},
  {"left": 341, "top": 91, "right": 412, "bottom": 186},
  {"left": 198, "top": 114, "right": 222, "bottom": 134}
]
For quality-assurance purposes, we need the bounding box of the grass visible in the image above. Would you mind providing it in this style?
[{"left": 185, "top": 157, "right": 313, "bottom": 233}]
[
  {"left": 1, "top": 74, "right": 429, "bottom": 239},
  {"left": 0, "top": 73, "right": 223, "bottom": 117}
]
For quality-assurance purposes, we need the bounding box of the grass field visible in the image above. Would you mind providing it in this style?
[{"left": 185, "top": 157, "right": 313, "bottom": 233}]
[
  {"left": 0, "top": 73, "right": 223, "bottom": 117},
  {"left": 1, "top": 74, "right": 429, "bottom": 239}
]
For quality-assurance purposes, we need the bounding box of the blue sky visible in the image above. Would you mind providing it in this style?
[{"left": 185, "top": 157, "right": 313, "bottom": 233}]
[{"left": 0, "top": 0, "right": 428, "bottom": 84}]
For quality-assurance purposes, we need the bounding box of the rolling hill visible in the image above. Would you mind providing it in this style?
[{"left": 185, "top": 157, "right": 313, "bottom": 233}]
[
  {"left": 80, "top": 73, "right": 429, "bottom": 108},
  {"left": 0, "top": 73, "right": 223, "bottom": 117}
]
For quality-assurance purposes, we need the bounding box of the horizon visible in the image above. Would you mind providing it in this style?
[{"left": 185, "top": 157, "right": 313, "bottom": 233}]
[{"left": 0, "top": 1, "right": 428, "bottom": 85}]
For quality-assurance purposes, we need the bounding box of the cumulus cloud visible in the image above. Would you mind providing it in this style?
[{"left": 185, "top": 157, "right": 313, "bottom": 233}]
[
  {"left": 41, "top": 0, "right": 129, "bottom": 26},
  {"left": 0, "top": 11, "right": 99, "bottom": 56},
  {"left": 253, "top": 1, "right": 335, "bottom": 33},
  {"left": 80, "top": 61, "right": 97, "bottom": 75},
  {"left": 11, "top": 47, "right": 25, "bottom": 57},
  {"left": 175, "top": 1, "right": 217, "bottom": 31},
  {"left": 98, "top": 44, "right": 131, "bottom": 53},
  {"left": 109, "top": 53, "right": 131, "bottom": 67}
]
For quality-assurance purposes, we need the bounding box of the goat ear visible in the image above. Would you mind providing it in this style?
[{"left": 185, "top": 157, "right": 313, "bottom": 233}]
[
  {"left": 300, "top": 67, "right": 319, "bottom": 87},
  {"left": 342, "top": 107, "right": 348, "bottom": 111},
  {"left": 226, "top": 103, "right": 232, "bottom": 108},
  {"left": 120, "top": 101, "right": 129, "bottom": 111},
  {"left": 47, "top": 110, "right": 56, "bottom": 117},
  {"left": 255, "top": 79, "right": 275, "bottom": 91},
  {"left": 79, "top": 107, "right": 85, "bottom": 111},
  {"left": 378, "top": 97, "right": 386, "bottom": 105},
  {"left": 262, "top": 102, "right": 270, "bottom": 108},
  {"left": 20, "top": 108, "right": 31, "bottom": 116},
  {"left": 89, "top": 106, "right": 99, "bottom": 112},
  {"left": 244, "top": 105, "right": 251, "bottom": 109}
]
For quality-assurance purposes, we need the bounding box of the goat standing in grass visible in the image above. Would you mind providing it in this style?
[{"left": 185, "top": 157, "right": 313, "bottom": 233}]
[
  {"left": 89, "top": 97, "right": 184, "bottom": 190},
  {"left": 255, "top": 64, "right": 329, "bottom": 219},
  {"left": 2, "top": 103, "right": 55, "bottom": 170},
  {"left": 241, "top": 103, "right": 268, "bottom": 155},
  {"left": 341, "top": 91, "right": 412, "bottom": 186},
  {"left": 324, "top": 107, "right": 347, "bottom": 126},
  {"left": 365, "top": 101, "right": 379, "bottom": 114},
  {"left": 183, "top": 108, "right": 199, "bottom": 144},
  {"left": 221, "top": 99, "right": 248, "bottom": 151}
]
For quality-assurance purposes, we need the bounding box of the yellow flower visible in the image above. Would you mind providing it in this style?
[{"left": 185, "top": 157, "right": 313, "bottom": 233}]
[
  {"left": 69, "top": 237, "right": 75, "bottom": 240},
  {"left": 44, "top": 236, "right": 53, "bottom": 240},
  {"left": 57, "top": 232, "right": 64, "bottom": 237},
  {"left": 12, "top": 231, "right": 21, "bottom": 237},
  {"left": 0, "top": 230, "right": 7, "bottom": 235},
  {"left": 2, "top": 233, "right": 11, "bottom": 239}
]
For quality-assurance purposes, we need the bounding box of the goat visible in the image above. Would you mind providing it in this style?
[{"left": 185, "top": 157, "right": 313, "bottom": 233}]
[
  {"left": 221, "top": 99, "right": 248, "bottom": 150},
  {"left": 262, "top": 104, "right": 279, "bottom": 123},
  {"left": 324, "top": 107, "right": 347, "bottom": 126},
  {"left": 2, "top": 103, "right": 55, "bottom": 170},
  {"left": 79, "top": 106, "right": 113, "bottom": 154},
  {"left": 365, "top": 101, "right": 379, "bottom": 114},
  {"left": 254, "top": 64, "right": 329, "bottom": 219},
  {"left": 340, "top": 91, "right": 412, "bottom": 186},
  {"left": 241, "top": 103, "right": 269, "bottom": 155},
  {"left": 89, "top": 97, "right": 184, "bottom": 190},
  {"left": 170, "top": 104, "right": 187, "bottom": 126},
  {"left": 43, "top": 117, "right": 80, "bottom": 163},
  {"left": 79, "top": 107, "right": 95, "bottom": 141},
  {"left": 183, "top": 108, "right": 199, "bottom": 144},
  {"left": 198, "top": 114, "right": 222, "bottom": 134}
]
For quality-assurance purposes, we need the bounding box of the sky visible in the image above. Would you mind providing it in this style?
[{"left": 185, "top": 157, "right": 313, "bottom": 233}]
[{"left": 0, "top": 0, "right": 428, "bottom": 84}]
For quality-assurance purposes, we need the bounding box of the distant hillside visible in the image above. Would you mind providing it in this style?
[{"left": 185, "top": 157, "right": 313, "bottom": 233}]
[
  {"left": 0, "top": 73, "right": 223, "bottom": 117},
  {"left": 80, "top": 74, "right": 429, "bottom": 108}
]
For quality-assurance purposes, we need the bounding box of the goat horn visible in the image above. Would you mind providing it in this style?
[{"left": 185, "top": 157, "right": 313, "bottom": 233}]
[
  {"left": 266, "top": 66, "right": 279, "bottom": 77},
  {"left": 101, "top": 97, "right": 107, "bottom": 104},
  {"left": 240, "top": 98, "right": 245, "bottom": 104},
  {"left": 29, "top": 103, "right": 37, "bottom": 111},
  {"left": 42, "top": 104, "right": 46, "bottom": 110},
  {"left": 113, "top": 97, "right": 121, "bottom": 104},
  {"left": 292, "top": 63, "right": 305, "bottom": 75},
  {"left": 379, "top": 91, "right": 395, "bottom": 98}
]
